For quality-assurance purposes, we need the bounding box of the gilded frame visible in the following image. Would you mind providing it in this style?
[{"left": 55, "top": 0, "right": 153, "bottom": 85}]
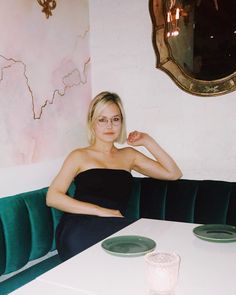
[{"left": 149, "top": 0, "right": 236, "bottom": 96}]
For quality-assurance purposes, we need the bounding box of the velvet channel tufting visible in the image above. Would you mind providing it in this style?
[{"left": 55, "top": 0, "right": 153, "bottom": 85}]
[{"left": 0, "top": 177, "right": 236, "bottom": 293}]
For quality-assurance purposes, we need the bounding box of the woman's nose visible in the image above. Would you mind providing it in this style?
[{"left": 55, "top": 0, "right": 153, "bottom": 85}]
[{"left": 106, "top": 119, "right": 113, "bottom": 128}]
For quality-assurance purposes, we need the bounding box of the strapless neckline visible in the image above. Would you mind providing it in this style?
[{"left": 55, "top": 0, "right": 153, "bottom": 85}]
[{"left": 75, "top": 168, "right": 131, "bottom": 179}]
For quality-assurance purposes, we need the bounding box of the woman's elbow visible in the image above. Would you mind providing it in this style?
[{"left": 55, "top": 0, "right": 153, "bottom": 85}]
[
  {"left": 46, "top": 190, "right": 54, "bottom": 207},
  {"left": 171, "top": 171, "right": 183, "bottom": 180},
  {"left": 169, "top": 170, "right": 183, "bottom": 180}
]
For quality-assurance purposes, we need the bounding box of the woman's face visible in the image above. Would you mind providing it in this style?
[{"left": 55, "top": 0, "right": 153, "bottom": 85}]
[{"left": 93, "top": 103, "right": 122, "bottom": 144}]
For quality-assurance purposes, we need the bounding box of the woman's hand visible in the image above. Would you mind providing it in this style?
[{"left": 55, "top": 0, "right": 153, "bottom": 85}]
[
  {"left": 98, "top": 208, "right": 124, "bottom": 218},
  {"left": 127, "top": 131, "right": 149, "bottom": 147}
]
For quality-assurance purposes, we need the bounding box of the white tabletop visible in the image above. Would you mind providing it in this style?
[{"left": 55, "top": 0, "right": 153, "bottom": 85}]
[
  {"left": 11, "top": 279, "right": 95, "bottom": 295},
  {"left": 25, "top": 219, "right": 236, "bottom": 294}
]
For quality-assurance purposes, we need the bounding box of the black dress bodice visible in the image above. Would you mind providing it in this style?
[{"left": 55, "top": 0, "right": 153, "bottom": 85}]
[
  {"left": 73, "top": 168, "right": 133, "bottom": 214},
  {"left": 56, "top": 168, "right": 135, "bottom": 261}
]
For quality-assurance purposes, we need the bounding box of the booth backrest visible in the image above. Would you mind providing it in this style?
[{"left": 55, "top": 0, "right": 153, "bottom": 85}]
[
  {"left": 0, "top": 188, "right": 62, "bottom": 277},
  {"left": 127, "top": 178, "right": 236, "bottom": 226},
  {"left": 0, "top": 177, "right": 236, "bottom": 293}
]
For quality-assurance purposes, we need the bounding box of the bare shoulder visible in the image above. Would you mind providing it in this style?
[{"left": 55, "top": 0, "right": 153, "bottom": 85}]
[
  {"left": 119, "top": 146, "right": 140, "bottom": 155},
  {"left": 62, "top": 147, "right": 90, "bottom": 169},
  {"left": 67, "top": 147, "right": 88, "bottom": 157},
  {"left": 65, "top": 148, "right": 84, "bottom": 161},
  {"left": 118, "top": 146, "right": 141, "bottom": 159}
]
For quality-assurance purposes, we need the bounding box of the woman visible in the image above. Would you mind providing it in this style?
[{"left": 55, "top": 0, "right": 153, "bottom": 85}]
[{"left": 46, "top": 91, "right": 182, "bottom": 261}]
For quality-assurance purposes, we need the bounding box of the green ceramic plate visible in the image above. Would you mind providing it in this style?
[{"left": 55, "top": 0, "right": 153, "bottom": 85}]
[
  {"left": 193, "top": 224, "right": 236, "bottom": 243},
  {"left": 101, "top": 235, "right": 156, "bottom": 257}
]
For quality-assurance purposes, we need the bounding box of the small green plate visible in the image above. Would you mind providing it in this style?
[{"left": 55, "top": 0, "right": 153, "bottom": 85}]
[
  {"left": 101, "top": 235, "right": 156, "bottom": 257},
  {"left": 193, "top": 224, "right": 236, "bottom": 243}
]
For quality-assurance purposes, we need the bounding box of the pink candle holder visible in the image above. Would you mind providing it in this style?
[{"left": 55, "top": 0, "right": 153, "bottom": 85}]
[{"left": 145, "top": 252, "right": 181, "bottom": 295}]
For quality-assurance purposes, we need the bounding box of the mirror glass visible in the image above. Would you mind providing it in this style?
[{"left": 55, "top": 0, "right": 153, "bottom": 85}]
[{"left": 150, "top": 0, "right": 236, "bottom": 96}]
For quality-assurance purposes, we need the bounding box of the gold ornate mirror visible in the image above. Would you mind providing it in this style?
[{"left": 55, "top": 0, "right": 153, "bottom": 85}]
[{"left": 149, "top": 0, "right": 236, "bottom": 96}]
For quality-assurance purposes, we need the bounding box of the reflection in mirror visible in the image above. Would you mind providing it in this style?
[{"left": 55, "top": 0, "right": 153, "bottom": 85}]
[{"left": 149, "top": 0, "right": 236, "bottom": 96}]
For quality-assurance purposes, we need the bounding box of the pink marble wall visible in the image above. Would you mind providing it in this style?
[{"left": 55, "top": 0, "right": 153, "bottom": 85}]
[{"left": 0, "top": 0, "right": 91, "bottom": 167}]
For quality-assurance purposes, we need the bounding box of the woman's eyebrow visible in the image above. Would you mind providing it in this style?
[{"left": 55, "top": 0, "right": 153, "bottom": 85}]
[{"left": 99, "top": 114, "right": 121, "bottom": 118}]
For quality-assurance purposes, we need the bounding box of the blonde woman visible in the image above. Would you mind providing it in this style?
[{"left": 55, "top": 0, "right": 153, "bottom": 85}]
[{"left": 47, "top": 91, "right": 182, "bottom": 261}]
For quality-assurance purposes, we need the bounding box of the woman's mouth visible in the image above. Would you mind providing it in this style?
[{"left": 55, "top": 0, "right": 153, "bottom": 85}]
[{"left": 104, "top": 132, "right": 115, "bottom": 135}]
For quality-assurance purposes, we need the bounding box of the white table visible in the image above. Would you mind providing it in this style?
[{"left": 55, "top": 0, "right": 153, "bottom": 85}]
[
  {"left": 16, "top": 219, "right": 236, "bottom": 294},
  {"left": 11, "top": 279, "right": 95, "bottom": 295}
]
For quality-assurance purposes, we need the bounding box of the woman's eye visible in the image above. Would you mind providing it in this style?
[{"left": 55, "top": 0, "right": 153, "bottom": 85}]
[
  {"left": 98, "top": 118, "right": 107, "bottom": 123},
  {"left": 113, "top": 117, "right": 120, "bottom": 122}
]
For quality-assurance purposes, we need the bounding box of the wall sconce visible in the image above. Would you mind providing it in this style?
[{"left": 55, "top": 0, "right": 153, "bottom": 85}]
[
  {"left": 167, "top": 7, "right": 180, "bottom": 37},
  {"left": 166, "top": 0, "right": 188, "bottom": 38},
  {"left": 37, "top": 0, "right": 57, "bottom": 19}
]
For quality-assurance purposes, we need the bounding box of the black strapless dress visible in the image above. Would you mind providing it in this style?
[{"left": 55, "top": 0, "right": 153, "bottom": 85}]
[{"left": 56, "top": 169, "right": 136, "bottom": 261}]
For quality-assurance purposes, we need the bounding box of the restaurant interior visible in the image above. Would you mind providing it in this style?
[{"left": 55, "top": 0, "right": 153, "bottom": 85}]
[{"left": 0, "top": 0, "right": 236, "bottom": 294}]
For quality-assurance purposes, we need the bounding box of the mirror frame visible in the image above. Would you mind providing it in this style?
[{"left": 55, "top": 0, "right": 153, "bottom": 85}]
[{"left": 149, "top": 0, "right": 236, "bottom": 97}]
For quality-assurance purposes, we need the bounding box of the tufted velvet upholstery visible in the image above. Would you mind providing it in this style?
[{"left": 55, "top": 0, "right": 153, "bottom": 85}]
[
  {"left": 0, "top": 185, "right": 75, "bottom": 294},
  {"left": 0, "top": 177, "right": 235, "bottom": 293},
  {"left": 126, "top": 178, "right": 236, "bottom": 226},
  {"left": 0, "top": 189, "right": 61, "bottom": 277}
]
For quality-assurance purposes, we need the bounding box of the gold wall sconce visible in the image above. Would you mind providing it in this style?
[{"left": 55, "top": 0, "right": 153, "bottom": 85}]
[{"left": 37, "top": 0, "right": 57, "bottom": 19}]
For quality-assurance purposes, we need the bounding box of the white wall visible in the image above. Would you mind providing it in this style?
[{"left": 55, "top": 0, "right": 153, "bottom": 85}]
[
  {"left": 89, "top": 0, "right": 236, "bottom": 181},
  {"left": 1, "top": 0, "right": 235, "bottom": 197},
  {"left": 0, "top": 157, "right": 64, "bottom": 196}
]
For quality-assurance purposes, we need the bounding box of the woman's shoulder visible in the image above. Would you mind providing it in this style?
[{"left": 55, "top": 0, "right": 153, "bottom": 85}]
[
  {"left": 61, "top": 147, "right": 91, "bottom": 174},
  {"left": 117, "top": 146, "right": 141, "bottom": 163},
  {"left": 118, "top": 146, "right": 140, "bottom": 155},
  {"left": 65, "top": 147, "right": 90, "bottom": 161}
]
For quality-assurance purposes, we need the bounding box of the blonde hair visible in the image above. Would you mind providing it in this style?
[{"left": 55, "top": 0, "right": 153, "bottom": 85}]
[{"left": 87, "top": 91, "right": 127, "bottom": 144}]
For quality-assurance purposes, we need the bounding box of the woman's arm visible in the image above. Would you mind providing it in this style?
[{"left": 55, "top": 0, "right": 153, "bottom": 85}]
[
  {"left": 127, "top": 131, "right": 182, "bottom": 180},
  {"left": 46, "top": 150, "right": 123, "bottom": 217}
]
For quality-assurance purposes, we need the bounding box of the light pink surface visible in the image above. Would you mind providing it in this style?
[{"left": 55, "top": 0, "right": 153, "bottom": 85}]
[{"left": 0, "top": 0, "right": 91, "bottom": 167}]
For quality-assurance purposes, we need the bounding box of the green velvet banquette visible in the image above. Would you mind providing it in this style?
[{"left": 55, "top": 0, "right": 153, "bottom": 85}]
[{"left": 0, "top": 177, "right": 236, "bottom": 294}]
